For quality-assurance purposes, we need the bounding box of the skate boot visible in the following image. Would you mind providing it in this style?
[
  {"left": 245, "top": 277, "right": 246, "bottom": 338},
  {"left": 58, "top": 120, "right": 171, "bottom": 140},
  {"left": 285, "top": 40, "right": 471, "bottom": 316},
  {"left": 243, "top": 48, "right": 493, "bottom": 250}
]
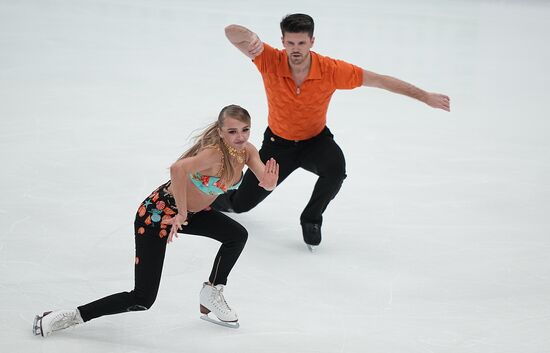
[
  {"left": 302, "top": 223, "right": 321, "bottom": 252},
  {"left": 199, "top": 282, "right": 239, "bottom": 328},
  {"left": 33, "top": 309, "right": 84, "bottom": 337}
]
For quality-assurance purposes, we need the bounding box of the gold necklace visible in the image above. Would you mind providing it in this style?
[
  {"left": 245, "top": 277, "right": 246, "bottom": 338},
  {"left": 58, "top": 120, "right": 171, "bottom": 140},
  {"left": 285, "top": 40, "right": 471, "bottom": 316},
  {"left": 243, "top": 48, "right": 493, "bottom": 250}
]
[{"left": 222, "top": 140, "right": 246, "bottom": 164}]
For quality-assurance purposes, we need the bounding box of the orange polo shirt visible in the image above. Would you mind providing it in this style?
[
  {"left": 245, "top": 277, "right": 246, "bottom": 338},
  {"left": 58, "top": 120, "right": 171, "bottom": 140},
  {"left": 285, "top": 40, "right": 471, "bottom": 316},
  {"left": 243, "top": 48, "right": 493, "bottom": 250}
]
[{"left": 253, "top": 43, "right": 364, "bottom": 141}]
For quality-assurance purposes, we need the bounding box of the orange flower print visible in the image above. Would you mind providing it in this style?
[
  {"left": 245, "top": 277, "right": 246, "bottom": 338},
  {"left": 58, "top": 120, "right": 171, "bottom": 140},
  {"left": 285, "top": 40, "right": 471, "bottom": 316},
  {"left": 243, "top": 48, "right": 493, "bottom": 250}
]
[
  {"left": 138, "top": 205, "right": 146, "bottom": 217},
  {"left": 159, "top": 230, "right": 167, "bottom": 238},
  {"left": 144, "top": 215, "right": 152, "bottom": 225},
  {"left": 137, "top": 227, "right": 145, "bottom": 235},
  {"left": 163, "top": 207, "right": 176, "bottom": 216},
  {"left": 214, "top": 180, "right": 227, "bottom": 192}
]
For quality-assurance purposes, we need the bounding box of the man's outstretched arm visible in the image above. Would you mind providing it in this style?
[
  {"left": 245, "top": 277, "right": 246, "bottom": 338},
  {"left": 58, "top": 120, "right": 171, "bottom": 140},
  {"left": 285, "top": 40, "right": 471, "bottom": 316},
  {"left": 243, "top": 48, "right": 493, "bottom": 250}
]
[
  {"left": 363, "top": 70, "right": 451, "bottom": 112},
  {"left": 224, "top": 24, "right": 264, "bottom": 59}
]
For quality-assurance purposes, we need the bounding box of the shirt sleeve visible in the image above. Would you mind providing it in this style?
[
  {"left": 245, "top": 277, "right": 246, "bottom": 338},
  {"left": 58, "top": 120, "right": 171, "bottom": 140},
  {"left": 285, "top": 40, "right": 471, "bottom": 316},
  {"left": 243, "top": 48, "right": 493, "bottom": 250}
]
[{"left": 330, "top": 58, "right": 364, "bottom": 89}]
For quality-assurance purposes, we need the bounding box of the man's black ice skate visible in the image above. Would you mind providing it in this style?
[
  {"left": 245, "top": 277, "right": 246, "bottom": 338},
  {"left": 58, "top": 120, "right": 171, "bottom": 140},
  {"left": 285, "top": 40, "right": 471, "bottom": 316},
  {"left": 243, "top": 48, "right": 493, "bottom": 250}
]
[{"left": 301, "top": 223, "right": 321, "bottom": 252}]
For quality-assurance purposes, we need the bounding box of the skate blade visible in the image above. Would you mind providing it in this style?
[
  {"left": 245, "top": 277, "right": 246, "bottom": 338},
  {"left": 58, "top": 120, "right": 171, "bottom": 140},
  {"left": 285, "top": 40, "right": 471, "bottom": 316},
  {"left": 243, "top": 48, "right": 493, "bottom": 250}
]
[
  {"left": 306, "top": 244, "right": 317, "bottom": 252},
  {"left": 200, "top": 314, "right": 239, "bottom": 329},
  {"left": 33, "top": 315, "right": 41, "bottom": 336},
  {"left": 33, "top": 311, "right": 52, "bottom": 337},
  {"left": 33, "top": 314, "right": 44, "bottom": 336}
]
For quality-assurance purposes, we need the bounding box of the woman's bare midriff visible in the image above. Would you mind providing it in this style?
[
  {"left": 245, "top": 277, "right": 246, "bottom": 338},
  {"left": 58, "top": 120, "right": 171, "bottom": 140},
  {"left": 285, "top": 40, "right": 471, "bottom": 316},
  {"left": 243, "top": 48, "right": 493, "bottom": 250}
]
[{"left": 167, "top": 165, "right": 245, "bottom": 213}]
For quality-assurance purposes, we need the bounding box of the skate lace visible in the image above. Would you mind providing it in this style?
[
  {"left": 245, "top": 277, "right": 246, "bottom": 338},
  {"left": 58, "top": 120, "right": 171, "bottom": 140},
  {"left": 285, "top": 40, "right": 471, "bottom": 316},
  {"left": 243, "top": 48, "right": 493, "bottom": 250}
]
[
  {"left": 51, "top": 311, "right": 77, "bottom": 331},
  {"left": 212, "top": 287, "right": 232, "bottom": 314}
]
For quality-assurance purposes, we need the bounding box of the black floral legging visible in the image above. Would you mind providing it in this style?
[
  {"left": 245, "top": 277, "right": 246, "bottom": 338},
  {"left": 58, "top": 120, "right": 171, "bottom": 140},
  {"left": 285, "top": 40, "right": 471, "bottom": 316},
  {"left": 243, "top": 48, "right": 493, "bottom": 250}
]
[{"left": 77, "top": 181, "right": 248, "bottom": 322}]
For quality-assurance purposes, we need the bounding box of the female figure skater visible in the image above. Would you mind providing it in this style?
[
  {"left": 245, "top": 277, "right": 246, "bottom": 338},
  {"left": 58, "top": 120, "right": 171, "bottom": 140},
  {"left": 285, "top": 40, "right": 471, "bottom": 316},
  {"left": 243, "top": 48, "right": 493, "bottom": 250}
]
[{"left": 33, "top": 104, "right": 279, "bottom": 335}]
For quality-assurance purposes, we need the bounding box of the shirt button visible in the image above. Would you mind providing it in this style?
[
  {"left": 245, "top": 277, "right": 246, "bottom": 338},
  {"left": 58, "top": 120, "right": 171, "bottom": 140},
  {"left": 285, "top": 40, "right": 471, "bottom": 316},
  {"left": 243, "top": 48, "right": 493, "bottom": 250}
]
[{"left": 270, "top": 137, "right": 275, "bottom": 142}]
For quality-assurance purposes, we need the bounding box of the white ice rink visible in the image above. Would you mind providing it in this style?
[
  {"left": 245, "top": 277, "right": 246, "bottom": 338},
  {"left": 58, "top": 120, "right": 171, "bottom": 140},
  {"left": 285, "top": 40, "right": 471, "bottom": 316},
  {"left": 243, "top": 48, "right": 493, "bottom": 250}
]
[{"left": 1, "top": 0, "right": 549, "bottom": 352}]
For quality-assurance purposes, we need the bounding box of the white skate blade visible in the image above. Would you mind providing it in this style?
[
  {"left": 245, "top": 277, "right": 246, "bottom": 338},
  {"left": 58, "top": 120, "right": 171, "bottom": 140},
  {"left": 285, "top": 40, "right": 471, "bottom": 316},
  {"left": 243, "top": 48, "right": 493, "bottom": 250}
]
[
  {"left": 33, "top": 315, "right": 42, "bottom": 336},
  {"left": 306, "top": 244, "right": 317, "bottom": 252},
  {"left": 200, "top": 314, "right": 239, "bottom": 329},
  {"left": 33, "top": 312, "right": 49, "bottom": 337}
]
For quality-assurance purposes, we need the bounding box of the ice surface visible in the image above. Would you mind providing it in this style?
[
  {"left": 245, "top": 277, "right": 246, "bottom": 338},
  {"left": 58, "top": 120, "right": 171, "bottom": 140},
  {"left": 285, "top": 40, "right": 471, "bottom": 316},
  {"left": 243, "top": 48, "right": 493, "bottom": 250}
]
[{"left": 1, "top": 1, "right": 549, "bottom": 352}]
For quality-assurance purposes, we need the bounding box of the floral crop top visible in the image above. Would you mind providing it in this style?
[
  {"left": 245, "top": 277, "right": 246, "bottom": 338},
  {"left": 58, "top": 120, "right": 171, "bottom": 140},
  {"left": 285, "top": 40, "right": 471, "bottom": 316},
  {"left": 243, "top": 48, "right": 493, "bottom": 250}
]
[{"left": 189, "top": 172, "right": 243, "bottom": 195}]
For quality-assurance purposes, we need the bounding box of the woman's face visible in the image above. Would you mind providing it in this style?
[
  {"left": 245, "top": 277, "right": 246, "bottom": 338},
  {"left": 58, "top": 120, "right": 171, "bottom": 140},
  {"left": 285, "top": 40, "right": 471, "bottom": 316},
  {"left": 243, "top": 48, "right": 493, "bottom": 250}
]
[{"left": 219, "top": 116, "right": 250, "bottom": 150}]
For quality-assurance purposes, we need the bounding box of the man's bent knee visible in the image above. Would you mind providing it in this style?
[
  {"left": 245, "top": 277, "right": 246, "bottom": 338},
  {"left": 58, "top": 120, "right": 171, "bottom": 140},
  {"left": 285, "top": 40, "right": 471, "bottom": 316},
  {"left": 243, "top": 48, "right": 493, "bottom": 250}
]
[{"left": 232, "top": 203, "right": 255, "bottom": 213}]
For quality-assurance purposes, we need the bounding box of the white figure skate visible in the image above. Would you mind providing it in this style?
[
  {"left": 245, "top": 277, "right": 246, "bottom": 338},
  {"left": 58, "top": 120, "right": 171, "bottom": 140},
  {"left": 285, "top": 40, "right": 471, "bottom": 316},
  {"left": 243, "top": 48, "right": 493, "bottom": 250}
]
[
  {"left": 33, "top": 309, "right": 83, "bottom": 337},
  {"left": 199, "top": 282, "right": 239, "bottom": 328}
]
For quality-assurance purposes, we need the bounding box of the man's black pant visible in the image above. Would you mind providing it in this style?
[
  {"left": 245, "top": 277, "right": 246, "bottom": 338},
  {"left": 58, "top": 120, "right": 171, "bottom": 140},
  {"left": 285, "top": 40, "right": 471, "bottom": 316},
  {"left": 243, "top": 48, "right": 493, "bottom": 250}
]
[{"left": 215, "top": 126, "right": 347, "bottom": 226}]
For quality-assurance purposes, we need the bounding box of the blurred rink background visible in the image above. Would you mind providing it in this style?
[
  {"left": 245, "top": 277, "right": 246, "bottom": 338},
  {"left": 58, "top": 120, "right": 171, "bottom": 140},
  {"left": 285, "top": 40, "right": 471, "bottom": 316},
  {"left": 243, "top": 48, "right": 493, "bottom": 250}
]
[{"left": 1, "top": 0, "right": 549, "bottom": 352}]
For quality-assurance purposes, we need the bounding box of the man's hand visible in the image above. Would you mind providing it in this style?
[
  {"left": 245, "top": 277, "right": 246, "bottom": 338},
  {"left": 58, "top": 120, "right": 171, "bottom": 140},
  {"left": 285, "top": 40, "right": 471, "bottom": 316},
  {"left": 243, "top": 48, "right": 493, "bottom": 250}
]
[
  {"left": 247, "top": 33, "right": 264, "bottom": 57},
  {"left": 425, "top": 93, "right": 451, "bottom": 112},
  {"left": 225, "top": 24, "right": 263, "bottom": 59}
]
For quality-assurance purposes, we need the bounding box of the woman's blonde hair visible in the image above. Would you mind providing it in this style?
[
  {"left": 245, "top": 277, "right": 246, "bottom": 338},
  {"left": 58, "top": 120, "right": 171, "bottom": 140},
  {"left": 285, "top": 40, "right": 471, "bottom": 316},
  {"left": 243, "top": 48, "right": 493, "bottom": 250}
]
[{"left": 180, "top": 104, "right": 251, "bottom": 184}]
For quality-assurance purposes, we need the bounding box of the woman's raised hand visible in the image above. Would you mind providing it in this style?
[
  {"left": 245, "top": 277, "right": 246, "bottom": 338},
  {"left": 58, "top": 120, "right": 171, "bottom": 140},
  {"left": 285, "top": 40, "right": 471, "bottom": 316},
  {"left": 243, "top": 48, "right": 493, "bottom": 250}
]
[{"left": 258, "top": 158, "right": 279, "bottom": 191}]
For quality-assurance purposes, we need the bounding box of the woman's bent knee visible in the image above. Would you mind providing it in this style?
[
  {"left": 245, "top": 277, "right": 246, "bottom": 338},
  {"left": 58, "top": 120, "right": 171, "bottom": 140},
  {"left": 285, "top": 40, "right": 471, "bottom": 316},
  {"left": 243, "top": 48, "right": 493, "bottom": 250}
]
[
  {"left": 234, "top": 227, "right": 248, "bottom": 244},
  {"left": 129, "top": 291, "right": 157, "bottom": 311}
]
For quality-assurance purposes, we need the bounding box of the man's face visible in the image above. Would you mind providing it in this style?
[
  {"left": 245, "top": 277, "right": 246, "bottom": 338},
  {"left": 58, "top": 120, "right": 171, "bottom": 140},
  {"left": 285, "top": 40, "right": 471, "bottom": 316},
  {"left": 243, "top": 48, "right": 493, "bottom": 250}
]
[{"left": 281, "top": 32, "right": 314, "bottom": 66}]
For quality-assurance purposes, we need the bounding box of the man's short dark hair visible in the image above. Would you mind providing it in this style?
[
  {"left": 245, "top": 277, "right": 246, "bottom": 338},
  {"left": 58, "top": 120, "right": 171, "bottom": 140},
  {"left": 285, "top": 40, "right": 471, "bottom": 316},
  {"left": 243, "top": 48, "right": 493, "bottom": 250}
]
[{"left": 280, "top": 13, "right": 314, "bottom": 38}]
